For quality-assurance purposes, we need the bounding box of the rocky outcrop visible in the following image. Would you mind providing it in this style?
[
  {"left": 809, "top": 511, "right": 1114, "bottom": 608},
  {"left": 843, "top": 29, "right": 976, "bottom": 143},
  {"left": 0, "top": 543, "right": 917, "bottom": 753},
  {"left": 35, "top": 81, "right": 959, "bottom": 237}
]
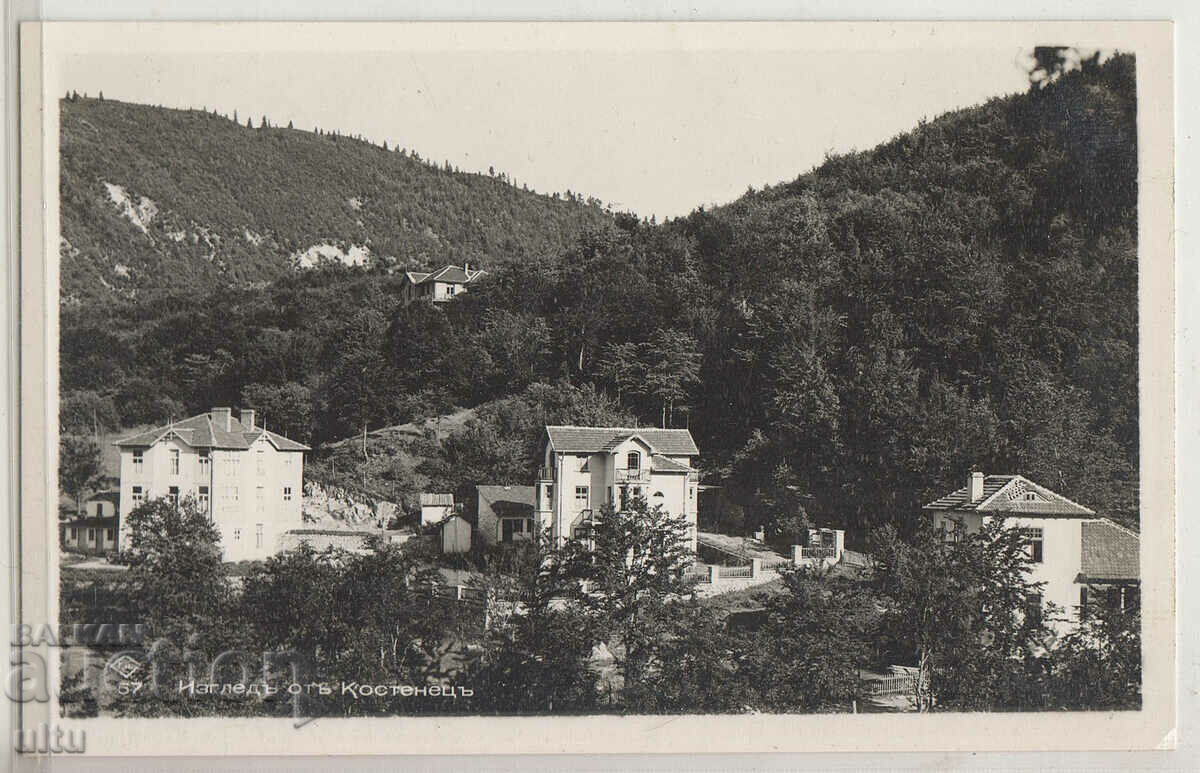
[{"left": 302, "top": 481, "right": 401, "bottom": 529}]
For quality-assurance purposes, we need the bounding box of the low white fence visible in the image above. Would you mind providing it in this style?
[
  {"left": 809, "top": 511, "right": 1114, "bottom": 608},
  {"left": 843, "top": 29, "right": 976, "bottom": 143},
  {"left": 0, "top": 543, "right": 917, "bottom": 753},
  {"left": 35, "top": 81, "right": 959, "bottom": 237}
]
[{"left": 863, "top": 672, "right": 918, "bottom": 696}]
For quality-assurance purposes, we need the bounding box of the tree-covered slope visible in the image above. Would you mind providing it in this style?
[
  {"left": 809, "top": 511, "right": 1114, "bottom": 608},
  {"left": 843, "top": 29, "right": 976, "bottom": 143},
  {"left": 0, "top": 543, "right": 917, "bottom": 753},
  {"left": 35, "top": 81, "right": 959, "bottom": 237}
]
[
  {"left": 60, "top": 54, "right": 1140, "bottom": 534},
  {"left": 59, "top": 96, "right": 613, "bottom": 304}
]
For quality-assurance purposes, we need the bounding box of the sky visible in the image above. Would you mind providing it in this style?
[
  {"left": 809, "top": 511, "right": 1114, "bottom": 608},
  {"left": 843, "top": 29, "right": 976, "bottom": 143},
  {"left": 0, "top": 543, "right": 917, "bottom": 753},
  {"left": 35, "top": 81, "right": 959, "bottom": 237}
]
[{"left": 52, "top": 26, "right": 1038, "bottom": 219}]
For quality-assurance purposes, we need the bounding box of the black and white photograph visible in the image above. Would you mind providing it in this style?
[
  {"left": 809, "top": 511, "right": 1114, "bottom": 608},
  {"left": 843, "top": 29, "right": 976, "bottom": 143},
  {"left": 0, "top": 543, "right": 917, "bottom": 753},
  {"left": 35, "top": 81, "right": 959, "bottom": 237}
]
[{"left": 13, "top": 20, "right": 1175, "bottom": 758}]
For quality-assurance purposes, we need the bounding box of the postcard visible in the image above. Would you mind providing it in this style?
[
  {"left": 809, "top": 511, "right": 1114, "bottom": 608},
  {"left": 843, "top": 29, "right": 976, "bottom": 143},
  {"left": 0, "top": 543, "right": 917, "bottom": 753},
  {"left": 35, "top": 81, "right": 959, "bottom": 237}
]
[{"left": 14, "top": 20, "right": 1175, "bottom": 759}]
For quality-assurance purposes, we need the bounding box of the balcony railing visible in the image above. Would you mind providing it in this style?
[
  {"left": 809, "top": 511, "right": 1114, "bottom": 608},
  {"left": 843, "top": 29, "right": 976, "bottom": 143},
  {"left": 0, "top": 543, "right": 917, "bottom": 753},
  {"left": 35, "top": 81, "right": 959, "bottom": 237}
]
[
  {"left": 537, "top": 466, "right": 553, "bottom": 481},
  {"left": 615, "top": 468, "right": 651, "bottom": 483},
  {"left": 800, "top": 546, "right": 837, "bottom": 559}
]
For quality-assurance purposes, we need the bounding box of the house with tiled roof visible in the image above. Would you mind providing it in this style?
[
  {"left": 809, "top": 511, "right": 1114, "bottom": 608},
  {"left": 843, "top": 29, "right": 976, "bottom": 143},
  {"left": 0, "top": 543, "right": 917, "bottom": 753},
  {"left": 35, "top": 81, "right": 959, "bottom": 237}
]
[
  {"left": 924, "top": 472, "right": 1139, "bottom": 630},
  {"left": 535, "top": 426, "right": 700, "bottom": 550},
  {"left": 400, "top": 263, "right": 486, "bottom": 305},
  {"left": 113, "top": 407, "right": 310, "bottom": 561}
]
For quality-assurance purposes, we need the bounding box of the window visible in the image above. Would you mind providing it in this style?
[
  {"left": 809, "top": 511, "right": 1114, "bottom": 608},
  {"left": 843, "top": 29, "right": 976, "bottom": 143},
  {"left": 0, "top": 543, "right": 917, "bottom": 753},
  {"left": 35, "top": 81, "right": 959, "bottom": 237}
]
[
  {"left": 1023, "top": 492, "right": 1038, "bottom": 501},
  {"left": 626, "top": 451, "right": 641, "bottom": 471},
  {"left": 256, "top": 524, "right": 264, "bottom": 548},
  {"left": 198, "top": 448, "right": 210, "bottom": 474},
  {"left": 170, "top": 449, "right": 180, "bottom": 475},
  {"left": 69, "top": 527, "right": 76, "bottom": 540},
  {"left": 168, "top": 486, "right": 180, "bottom": 506},
  {"left": 198, "top": 486, "right": 210, "bottom": 511},
  {"left": 228, "top": 454, "right": 240, "bottom": 473},
  {"left": 87, "top": 528, "right": 95, "bottom": 543},
  {"left": 575, "top": 486, "right": 589, "bottom": 510},
  {"left": 132, "top": 449, "right": 144, "bottom": 472},
  {"left": 607, "top": 486, "right": 613, "bottom": 504},
  {"left": 1022, "top": 527, "right": 1044, "bottom": 563},
  {"left": 233, "top": 528, "right": 241, "bottom": 542},
  {"left": 106, "top": 528, "right": 115, "bottom": 542},
  {"left": 131, "top": 485, "right": 145, "bottom": 507},
  {"left": 283, "top": 486, "right": 292, "bottom": 502},
  {"left": 257, "top": 449, "right": 266, "bottom": 475},
  {"left": 284, "top": 454, "right": 292, "bottom": 469},
  {"left": 689, "top": 486, "right": 695, "bottom": 500},
  {"left": 231, "top": 486, "right": 239, "bottom": 502},
  {"left": 256, "top": 486, "right": 265, "bottom": 512}
]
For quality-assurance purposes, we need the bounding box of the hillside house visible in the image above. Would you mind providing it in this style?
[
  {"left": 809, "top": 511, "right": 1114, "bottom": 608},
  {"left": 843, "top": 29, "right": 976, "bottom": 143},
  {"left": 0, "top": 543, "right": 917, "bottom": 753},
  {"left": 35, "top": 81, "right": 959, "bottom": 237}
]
[
  {"left": 924, "top": 472, "right": 1139, "bottom": 630},
  {"left": 400, "top": 263, "right": 486, "bottom": 305},
  {"left": 113, "top": 407, "right": 309, "bottom": 561},
  {"left": 476, "top": 484, "right": 537, "bottom": 546},
  {"left": 535, "top": 426, "right": 700, "bottom": 550}
]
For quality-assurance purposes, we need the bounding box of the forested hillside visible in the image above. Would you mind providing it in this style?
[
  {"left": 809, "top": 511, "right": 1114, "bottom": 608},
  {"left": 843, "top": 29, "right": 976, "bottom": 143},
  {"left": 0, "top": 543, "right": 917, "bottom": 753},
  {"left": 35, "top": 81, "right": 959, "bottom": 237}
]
[
  {"left": 60, "top": 53, "right": 1139, "bottom": 537},
  {"left": 59, "top": 96, "right": 613, "bottom": 304}
]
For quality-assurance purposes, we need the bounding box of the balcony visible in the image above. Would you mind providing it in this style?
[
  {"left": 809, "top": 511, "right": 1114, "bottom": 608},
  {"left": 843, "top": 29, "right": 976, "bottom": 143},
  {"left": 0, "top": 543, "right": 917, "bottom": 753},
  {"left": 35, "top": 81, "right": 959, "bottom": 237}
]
[
  {"left": 615, "top": 468, "right": 650, "bottom": 483},
  {"left": 537, "top": 466, "right": 554, "bottom": 481}
]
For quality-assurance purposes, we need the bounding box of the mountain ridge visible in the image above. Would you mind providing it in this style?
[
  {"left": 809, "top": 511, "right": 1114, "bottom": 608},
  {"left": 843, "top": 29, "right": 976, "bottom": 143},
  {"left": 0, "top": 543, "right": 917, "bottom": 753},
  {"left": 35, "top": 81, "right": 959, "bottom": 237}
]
[{"left": 59, "top": 96, "right": 615, "bottom": 304}]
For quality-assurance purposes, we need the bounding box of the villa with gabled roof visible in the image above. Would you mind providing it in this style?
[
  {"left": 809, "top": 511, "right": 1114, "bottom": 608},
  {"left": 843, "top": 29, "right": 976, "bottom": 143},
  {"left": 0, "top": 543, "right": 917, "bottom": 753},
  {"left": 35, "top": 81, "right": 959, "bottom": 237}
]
[
  {"left": 535, "top": 425, "right": 701, "bottom": 550},
  {"left": 924, "top": 472, "right": 1139, "bottom": 630},
  {"left": 399, "top": 262, "right": 487, "bottom": 305},
  {"left": 113, "top": 407, "right": 309, "bottom": 561}
]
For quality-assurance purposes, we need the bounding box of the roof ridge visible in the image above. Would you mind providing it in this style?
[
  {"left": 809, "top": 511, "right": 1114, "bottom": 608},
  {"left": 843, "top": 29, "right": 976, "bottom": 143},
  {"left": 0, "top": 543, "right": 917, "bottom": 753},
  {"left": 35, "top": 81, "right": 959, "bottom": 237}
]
[
  {"left": 1092, "top": 517, "right": 1140, "bottom": 538},
  {"left": 546, "top": 424, "right": 692, "bottom": 432},
  {"left": 974, "top": 476, "right": 1021, "bottom": 509}
]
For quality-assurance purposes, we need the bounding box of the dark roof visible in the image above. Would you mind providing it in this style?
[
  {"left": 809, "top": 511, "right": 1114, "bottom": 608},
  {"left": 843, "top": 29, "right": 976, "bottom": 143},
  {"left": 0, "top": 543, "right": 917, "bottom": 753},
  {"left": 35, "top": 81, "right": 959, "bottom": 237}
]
[
  {"left": 650, "top": 454, "right": 694, "bottom": 473},
  {"left": 545, "top": 426, "right": 699, "bottom": 456},
  {"left": 1080, "top": 520, "right": 1140, "bottom": 582},
  {"left": 924, "top": 475, "right": 1015, "bottom": 510},
  {"left": 85, "top": 490, "right": 121, "bottom": 505},
  {"left": 62, "top": 516, "right": 119, "bottom": 528},
  {"left": 477, "top": 485, "right": 537, "bottom": 516},
  {"left": 923, "top": 474, "right": 1094, "bottom": 516},
  {"left": 114, "top": 411, "right": 310, "bottom": 451},
  {"left": 406, "top": 265, "right": 486, "bottom": 286}
]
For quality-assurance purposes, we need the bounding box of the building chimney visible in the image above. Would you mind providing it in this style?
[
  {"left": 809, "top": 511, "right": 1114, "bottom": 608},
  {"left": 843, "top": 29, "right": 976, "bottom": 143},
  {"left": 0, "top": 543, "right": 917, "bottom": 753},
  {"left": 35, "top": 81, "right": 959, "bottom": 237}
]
[
  {"left": 211, "top": 407, "right": 232, "bottom": 432},
  {"left": 241, "top": 408, "right": 255, "bottom": 430},
  {"left": 968, "top": 471, "right": 985, "bottom": 503},
  {"left": 464, "top": 261, "right": 471, "bottom": 276}
]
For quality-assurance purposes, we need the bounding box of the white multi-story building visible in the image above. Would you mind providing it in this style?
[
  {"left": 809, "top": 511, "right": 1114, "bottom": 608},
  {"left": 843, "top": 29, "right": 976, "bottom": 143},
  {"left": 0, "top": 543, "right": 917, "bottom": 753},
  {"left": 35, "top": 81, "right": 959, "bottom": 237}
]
[
  {"left": 113, "top": 407, "right": 309, "bottom": 561},
  {"left": 924, "top": 472, "right": 1139, "bottom": 632},
  {"left": 534, "top": 425, "right": 701, "bottom": 550}
]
